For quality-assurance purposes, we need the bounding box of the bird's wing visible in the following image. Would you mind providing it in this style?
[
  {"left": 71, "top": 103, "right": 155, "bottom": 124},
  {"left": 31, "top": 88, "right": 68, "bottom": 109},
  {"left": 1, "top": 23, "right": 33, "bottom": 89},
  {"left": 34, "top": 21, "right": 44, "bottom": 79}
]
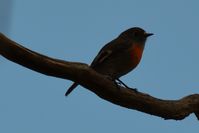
[
  {"left": 90, "top": 49, "right": 112, "bottom": 67},
  {"left": 90, "top": 38, "right": 129, "bottom": 68}
]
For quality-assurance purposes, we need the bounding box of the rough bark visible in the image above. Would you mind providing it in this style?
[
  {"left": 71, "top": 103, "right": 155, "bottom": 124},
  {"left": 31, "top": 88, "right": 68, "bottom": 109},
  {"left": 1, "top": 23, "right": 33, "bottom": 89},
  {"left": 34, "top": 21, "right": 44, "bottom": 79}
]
[{"left": 0, "top": 33, "right": 199, "bottom": 120}]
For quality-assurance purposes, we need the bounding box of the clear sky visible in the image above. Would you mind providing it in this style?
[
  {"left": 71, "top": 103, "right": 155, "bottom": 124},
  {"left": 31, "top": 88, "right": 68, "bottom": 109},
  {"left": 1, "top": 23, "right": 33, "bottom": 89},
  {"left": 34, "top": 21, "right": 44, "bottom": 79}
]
[{"left": 0, "top": 0, "right": 199, "bottom": 132}]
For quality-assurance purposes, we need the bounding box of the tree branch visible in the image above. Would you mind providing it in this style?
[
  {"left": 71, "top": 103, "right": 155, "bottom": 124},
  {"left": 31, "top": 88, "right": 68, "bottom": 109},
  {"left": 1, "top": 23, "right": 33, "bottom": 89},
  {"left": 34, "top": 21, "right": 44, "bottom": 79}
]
[{"left": 0, "top": 33, "right": 199, "bottom": 120}]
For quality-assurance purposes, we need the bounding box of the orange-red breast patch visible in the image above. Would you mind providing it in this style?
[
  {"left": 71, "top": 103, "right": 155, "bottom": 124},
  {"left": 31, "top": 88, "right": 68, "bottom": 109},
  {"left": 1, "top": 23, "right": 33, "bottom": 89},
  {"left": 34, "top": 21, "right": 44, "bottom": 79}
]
[{"left": 130, "top": 44, "right": 144, "bottom": 67}]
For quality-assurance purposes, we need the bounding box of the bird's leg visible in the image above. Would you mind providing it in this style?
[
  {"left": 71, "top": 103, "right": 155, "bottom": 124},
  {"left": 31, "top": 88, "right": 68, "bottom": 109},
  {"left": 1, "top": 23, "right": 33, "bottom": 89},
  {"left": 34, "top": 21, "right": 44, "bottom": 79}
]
[
  {"left": 105, "top": 76, "right": 137, "bottom": 92},
  {"left": 104, "top": 76, "right": 122, "bottom": 89},
  {"left": 116, "top": 78, "right": 138, "bottom": 92},
  {"left": 113, "top": 80, "right": 122, "bottom": 89},
  {"left": 116, "top": 78, "right": 129, "bottom": 88}
]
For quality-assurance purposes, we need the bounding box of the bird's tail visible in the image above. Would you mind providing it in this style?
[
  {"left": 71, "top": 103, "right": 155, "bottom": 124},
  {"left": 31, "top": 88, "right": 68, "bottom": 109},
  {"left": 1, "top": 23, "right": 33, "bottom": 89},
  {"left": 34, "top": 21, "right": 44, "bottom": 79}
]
[{"left": 65, "top": 82, "right": 79, "bottom": 96}]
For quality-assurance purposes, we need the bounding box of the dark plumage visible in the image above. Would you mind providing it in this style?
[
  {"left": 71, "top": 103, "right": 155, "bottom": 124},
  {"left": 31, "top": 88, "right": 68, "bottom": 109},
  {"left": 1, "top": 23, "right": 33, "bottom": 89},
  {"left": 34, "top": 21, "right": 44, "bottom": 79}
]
[{"left": 65, "top": 27, "right": 153, "bottom": 96}]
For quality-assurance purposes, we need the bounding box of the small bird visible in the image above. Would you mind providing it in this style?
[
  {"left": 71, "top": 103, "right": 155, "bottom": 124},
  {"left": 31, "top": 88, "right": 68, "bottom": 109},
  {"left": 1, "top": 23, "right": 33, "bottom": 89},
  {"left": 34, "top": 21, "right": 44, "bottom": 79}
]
[{"left": 65, "top": 27, "right": 153, "bottom": 96}]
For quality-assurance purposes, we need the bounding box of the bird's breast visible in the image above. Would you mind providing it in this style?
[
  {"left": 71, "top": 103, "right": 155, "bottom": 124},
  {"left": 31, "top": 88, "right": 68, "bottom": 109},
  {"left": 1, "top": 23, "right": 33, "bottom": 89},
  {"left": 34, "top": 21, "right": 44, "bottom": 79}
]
[{"left": 129, "top": 44, "right": 144, "bottom": 67}]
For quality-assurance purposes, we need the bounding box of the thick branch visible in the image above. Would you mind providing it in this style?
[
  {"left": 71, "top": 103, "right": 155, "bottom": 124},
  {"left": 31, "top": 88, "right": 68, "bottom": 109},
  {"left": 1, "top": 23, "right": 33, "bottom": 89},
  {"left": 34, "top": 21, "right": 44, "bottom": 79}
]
[{"left": 0, "top": 33, "right": 199, "bottom": 120}]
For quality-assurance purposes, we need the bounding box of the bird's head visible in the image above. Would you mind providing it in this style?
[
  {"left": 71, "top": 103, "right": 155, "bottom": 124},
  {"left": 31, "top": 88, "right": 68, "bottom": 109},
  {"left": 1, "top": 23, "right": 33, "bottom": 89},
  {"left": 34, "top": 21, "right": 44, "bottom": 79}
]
[{"left": 120, "top": 27, "right": 153, "bottom": 43}]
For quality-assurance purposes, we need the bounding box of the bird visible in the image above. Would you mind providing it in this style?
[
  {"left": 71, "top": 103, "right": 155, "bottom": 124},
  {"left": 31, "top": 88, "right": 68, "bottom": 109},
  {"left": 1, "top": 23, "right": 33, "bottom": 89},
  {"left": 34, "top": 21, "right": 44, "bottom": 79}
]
[{"left": 65, "top": 27, "right": 153, "bottom": 96}]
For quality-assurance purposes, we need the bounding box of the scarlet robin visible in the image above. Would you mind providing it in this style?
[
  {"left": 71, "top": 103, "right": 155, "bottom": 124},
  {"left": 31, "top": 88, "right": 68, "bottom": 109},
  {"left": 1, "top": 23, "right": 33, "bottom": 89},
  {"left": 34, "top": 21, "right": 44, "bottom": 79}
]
[{"left": 65, "top": 27, "right": 153, "bottom": 96}]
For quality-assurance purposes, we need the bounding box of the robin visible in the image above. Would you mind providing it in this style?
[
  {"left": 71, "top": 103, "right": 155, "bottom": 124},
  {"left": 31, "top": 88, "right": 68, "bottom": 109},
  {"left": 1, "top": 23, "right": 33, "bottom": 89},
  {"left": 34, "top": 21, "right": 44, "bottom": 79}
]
[{"left": 65, "top": 27, "right": 153, "bottom": 96}]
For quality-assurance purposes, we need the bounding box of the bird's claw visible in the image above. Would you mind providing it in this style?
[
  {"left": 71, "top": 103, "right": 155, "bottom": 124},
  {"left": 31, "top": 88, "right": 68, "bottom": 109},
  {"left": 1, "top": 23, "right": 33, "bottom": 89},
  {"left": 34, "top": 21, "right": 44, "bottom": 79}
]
[
  {"left": 105, "top": 76, "right": 138, "bottom": 92},
  {"left": 130, "top": 87, "right": 138, "bottom": 92}
]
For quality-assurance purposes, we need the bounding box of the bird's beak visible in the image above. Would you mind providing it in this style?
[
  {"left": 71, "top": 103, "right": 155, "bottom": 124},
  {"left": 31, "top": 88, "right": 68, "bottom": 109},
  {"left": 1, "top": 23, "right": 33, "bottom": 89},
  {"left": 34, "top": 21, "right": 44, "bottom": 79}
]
[{"left": 145, "top": 33, "right": 154, "bottom": 37}]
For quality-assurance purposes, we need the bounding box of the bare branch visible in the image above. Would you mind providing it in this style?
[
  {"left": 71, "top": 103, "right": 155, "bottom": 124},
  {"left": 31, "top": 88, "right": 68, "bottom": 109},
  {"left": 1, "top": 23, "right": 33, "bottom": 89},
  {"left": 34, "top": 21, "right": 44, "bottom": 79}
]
[{"left": 0, "top": 33, "right": 199, "bottom": 120}]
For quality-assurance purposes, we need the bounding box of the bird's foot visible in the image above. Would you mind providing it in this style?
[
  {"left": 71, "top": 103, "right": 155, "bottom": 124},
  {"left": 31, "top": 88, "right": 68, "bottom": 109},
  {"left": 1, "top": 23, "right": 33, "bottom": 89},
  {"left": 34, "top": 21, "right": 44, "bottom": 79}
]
[
  {"left": 114, "top": 80, "right": 122, "bottom": 89},
  {"left": 105, "top": 76, "right": 138, "bottom": 92},
  {"left": 104, "top": 76, "right": 122, "bottom": 89},
  {"left": 116, "top": 78, "right": 129, "bottom": 88},
  {"left": 130, "top": 87, "right": 138, "bottom": 92},
  {"left": 116, "top": 78, "right": 138, "bottom": 92}
]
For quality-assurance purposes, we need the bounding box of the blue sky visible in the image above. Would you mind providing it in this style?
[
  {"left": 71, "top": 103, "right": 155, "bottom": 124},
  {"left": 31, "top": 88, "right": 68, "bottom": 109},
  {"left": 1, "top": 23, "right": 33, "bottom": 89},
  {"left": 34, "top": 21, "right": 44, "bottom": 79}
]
[{"left": 0, "top": 0, "right": 199, "bottom": 132}]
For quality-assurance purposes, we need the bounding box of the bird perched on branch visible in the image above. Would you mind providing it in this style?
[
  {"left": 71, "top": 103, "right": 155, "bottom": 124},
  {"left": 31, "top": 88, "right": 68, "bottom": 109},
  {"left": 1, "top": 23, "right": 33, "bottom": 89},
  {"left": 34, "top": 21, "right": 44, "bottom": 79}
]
[{"left": 65, "top": 27, "right": 153, "bottom": 96}]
